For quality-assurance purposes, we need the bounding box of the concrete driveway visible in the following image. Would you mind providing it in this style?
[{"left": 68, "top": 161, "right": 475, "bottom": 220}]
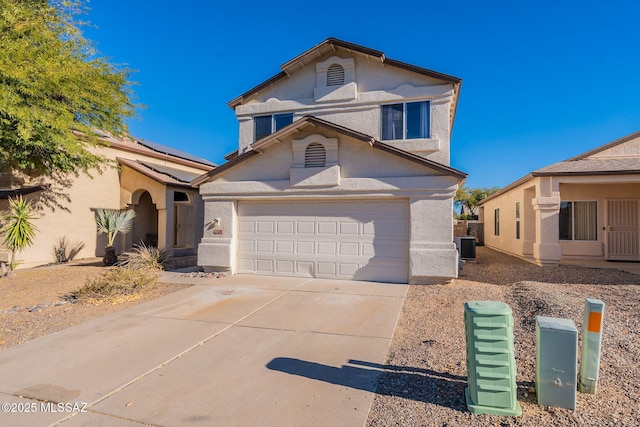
[{"left": 0, "top": 274, "right": 408, "bottom": 426}]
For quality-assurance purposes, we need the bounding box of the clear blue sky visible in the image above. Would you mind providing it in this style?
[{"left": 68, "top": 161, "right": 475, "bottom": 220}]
[{"left": 83, "top": 0, "right": 640, "bottom": 188}]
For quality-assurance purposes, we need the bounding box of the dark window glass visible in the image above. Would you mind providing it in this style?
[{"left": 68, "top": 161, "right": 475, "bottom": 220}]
[
  {"left": 254, "top": 115, "right": 272, "bottom": 141},
  {"left": 274, "top": 113, "right": 293, "bottom": 131},
  {"left": 381, "top": 104, "right": 403, "bottom": 140},
  {"left": 559, "top": 201, "right": 573, "bottom": 240},
  {"left": 406, "top": 101, "right": 429, "bottom": 139}
]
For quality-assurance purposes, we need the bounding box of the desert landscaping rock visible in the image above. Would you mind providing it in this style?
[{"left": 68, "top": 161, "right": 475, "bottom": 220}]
[{"left": 367, "top": 247, "right": 640, "bottom": 426}]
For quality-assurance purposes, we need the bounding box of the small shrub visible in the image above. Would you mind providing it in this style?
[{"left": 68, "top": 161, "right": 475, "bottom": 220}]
[
  {"left": 72, "top": 267, "right": 159, "bottom": 304},
  {"left": 119, "top": 242, "right": 169, "bottom": 271}
]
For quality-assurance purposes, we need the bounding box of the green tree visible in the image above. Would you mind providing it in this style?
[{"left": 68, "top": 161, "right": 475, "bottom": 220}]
[
  {"left": 454, "top": 184, "right": 500, "bottom": 219},
  {"left": 95, "top": 208, "right": 135, "bottom": 266},
  {"left": 0, "top": 0, "right": 135, "bottom": 177},
  {"left": 1, "top": 196, "right": 38, "bottom": 270}
]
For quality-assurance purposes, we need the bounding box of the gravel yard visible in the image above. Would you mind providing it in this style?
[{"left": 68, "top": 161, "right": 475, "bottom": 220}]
[{"left": 367, "top": 247, "right": 640, "bottom": 426}]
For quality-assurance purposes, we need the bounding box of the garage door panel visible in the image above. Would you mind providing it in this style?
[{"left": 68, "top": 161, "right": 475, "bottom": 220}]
[
  {"left": 296, "top": 222, "right": 315, "bottom": 234},
  {"left": 276, "top": 241, "right": 294, "bottom": 253},
  {"left": 295, "top": 262, "right": 314, "bottom": 275},
  {"left": 238, "top": 222, "right": 255, "bottom": 233},
  {"left": 238, "top": 239, "right": 255, "bottom": 252},
  {"left": 318, "top": 222, "right": 338, "bottom": 234},
  {"left": 296, "top": 241, "right": 315, "bottom": 254},
  {"left": 317, "top": 263, "right": 337, "bottom": 275},
  {"left": 256, "top": 259, "right": 274, "bottom": 272},
  {"left": 318, "top": 242, "right": 337, "bottom": 255},
  {"left": 275, "top": 260, "right": 294, "bottom": 273},
  {"left": 340, "top": 222, "right": 359, "bottom": 235},
  {"left": 237, "top": 201, "right": 408, "bottom": 283},
  {"left": 256, "top": 240, "right": 274, "bottom": 253},
  {"left": 339, "top": 242, "right": 360, "bottom": 256},
  {"left": 237, "top": 259, "right": 254, "bottom": 271},
  {"left": 276, "top": 221, "right": 295, "bottom": 233},
  {"left": 258, "top": 222, "right": 276, "bottom": 233}
]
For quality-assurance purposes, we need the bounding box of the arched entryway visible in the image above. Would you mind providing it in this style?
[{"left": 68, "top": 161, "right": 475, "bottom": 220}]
[{"left": 132, "top": 191, "right": 159, "bottom": 247}]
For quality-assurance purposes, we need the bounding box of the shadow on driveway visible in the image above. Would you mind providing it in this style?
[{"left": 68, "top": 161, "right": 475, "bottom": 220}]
[{"left": 267, "top": 357, "right": 469, "bottom": 412}]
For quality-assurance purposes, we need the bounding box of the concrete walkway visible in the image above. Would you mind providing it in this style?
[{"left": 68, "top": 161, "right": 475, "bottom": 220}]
[
  {"left": 559, "top": 258, "right": 640, "bottom": 275},
  {"left": 0, "top": 274, "right": 408, "bottom": 427}
]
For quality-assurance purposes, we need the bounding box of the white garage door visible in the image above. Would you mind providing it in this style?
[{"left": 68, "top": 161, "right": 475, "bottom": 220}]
[{"left": 237, "top": 200, "right": 409, "bottom": 283}]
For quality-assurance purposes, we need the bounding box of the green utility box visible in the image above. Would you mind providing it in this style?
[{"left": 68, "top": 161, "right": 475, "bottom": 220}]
[{"left": 464, "top": 301, "right": 522, "bottom": 416}]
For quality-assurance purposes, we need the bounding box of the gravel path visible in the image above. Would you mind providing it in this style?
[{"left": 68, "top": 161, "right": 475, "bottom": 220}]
[{"left": 367, "top": 247, "right": 640, "bottom": 426}]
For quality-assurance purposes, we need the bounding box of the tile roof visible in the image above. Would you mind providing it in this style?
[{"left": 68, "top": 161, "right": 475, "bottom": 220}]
[
  {"left": 533, "top": 157, "right": 640, "bottom": 176},
  {"left": 117, "top": 158, "right": 199, "bottom": 188}
]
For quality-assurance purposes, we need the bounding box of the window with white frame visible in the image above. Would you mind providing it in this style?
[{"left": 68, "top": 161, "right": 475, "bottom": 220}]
[
  {"left": 254, "top": 113, "right": 293, "bottom": 141},
  {"left": 381, "top": 101, "right": 430, "bottom": 140},
  {"left": 559, "top": 201, "right": 597, "bottom": 241}
]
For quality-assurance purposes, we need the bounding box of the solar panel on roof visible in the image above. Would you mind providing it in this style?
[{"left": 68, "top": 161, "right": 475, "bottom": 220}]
[
  {"left": 136, "top": 139, "right": 215, "bottom": 166},
  {"left": 138, "top": 161, "right": 202, "bottom": 183}
]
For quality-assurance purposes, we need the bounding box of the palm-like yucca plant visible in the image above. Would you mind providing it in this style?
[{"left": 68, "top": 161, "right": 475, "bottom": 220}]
[
  {"left": 2, "top": 196, "right": 39, "bottom": 270},
  {"left": 95, "top": 208, "right": 136, "bottom": 266}
]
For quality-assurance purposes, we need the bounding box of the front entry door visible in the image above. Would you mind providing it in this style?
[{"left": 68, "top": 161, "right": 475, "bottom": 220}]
[{"left": 605, "top": 200, "right": 640, "bottom": 261}]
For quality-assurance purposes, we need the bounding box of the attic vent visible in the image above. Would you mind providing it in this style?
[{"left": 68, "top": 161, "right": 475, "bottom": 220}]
[
  {"left": 304, "top": 143, "right": 326, "bottom": 168},
  {"left": 326, "top": 64, "right": 345, "bottom": 86}
]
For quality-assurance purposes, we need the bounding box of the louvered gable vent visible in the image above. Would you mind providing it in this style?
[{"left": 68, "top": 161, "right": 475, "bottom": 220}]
[
  {"left": 304, "top": 143, "right": 326, "bottom": 168},
  {"left": 326, "top": 64, "right": 345, "bottom": 86}
]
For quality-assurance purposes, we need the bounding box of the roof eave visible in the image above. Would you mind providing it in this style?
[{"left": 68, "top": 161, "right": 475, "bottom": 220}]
[
  {"left": 566, "top": 130, "right": 640, "bottom": 161},
  {"left": 477, "top": 174, "right": 535, "bottom": 206},
  {"left": 532, "top": 170, "right": 640, "bottom": 177}
]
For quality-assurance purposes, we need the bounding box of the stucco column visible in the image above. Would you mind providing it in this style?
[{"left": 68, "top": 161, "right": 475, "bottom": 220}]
[
  {"left": 197, "top": 198, "right": 236, "bottom": 273},
  {"left": 409, "top": 197, "right": 458, "bottom": 284},
  {"left": 532, "top": 196, "right": 562, "bottom": 266},
  {"left": 157, "top": 208, "right": 168, "bottom": 253}
]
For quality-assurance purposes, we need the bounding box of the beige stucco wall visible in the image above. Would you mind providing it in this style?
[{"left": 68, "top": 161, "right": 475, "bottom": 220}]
[
  {"left": 481, "top": 176, "right": 640, "bottom": 265},
  {"left": 234, "top": 48, "right": 455, "bottom": 166},
  {"left": 1, "top": 144, "right": 209, "bottom": 269}
]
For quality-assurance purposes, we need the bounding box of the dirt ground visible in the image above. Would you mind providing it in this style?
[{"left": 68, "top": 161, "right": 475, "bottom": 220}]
[{"left": 0, "top": 262, "right": 189, "bottom": 350}]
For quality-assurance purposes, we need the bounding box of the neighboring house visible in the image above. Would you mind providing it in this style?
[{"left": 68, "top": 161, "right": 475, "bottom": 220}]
[
  {"left": 193, "top": 38, "right": 467, "bottom": 284},
  {"left": 478, "top": 131, "right": 640, "bottom": 266},
  {"left": 0, "top": 134, "right": 214, "bottom": 268}
]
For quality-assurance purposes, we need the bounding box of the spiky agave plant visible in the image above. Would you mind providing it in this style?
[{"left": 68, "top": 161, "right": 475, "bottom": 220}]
[
  {"left": 2, "top": 196, "right": 39, "bottom": 270},
  {"left": 95, "top": 208, "right": 136, "bottom": 266}
]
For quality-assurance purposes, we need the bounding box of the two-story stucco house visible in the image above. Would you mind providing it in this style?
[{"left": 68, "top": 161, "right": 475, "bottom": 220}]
[
  {"left": 193, "top": 38, "right": 466, "bottom": 284},
  {"left": 478, "top": 131, "right": 640, "bottom": 266}
]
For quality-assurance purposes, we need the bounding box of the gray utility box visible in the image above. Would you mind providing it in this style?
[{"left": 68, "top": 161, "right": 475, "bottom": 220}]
[
  {"left": 455, "top": 236, "right": 477, "bottom": 259},
  {"left": 536, "top": 316, "right": 578, "bottom": 409}
]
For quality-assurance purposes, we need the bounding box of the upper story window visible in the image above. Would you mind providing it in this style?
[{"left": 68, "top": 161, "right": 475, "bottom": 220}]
[
  {"left": 304, "top": 143, "right": 326, "bottom": 168},
  {"left": 326, "top": 64, "right": 345, "bottom": 86},
  {"left": 381, "top": 101, "right": 430, "bottom": 141},
  {"left": 254, "top": 113, "right": 293, "bottom": 141}
]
